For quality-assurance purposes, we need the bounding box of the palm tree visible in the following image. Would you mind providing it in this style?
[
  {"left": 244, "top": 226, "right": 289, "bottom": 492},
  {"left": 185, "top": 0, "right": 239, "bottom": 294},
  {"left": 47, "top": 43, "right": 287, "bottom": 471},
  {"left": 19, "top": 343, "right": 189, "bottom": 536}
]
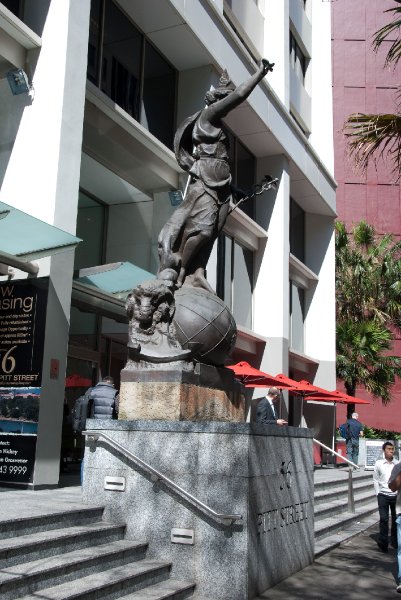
[
  {"left": 344, "top": 1, "right": 401, "bottom": 177},
  {"left": 337, "top": 319, "right": 401, "bottom": 403},
  {"left": 336, "top": 221, "right": 401, "bottom": 329},
  {"left": 336, "top": 221, "right": 401, "bottom": 409}
]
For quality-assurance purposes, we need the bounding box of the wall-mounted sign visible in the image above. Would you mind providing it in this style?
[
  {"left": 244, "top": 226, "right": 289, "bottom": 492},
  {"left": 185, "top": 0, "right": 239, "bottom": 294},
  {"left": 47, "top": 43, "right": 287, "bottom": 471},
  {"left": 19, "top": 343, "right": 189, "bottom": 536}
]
[
  {"left": 365, "top": 440, "right": 384, "bottom": 470},
  {"left": 0, "top": 278, "right": 48, "bottom": 387},
  {"left": 0, "top": 434, "right": 37, "bottom": 483},
  {"left": 365, "top": 439, "right": 400, "bottom": 470}
]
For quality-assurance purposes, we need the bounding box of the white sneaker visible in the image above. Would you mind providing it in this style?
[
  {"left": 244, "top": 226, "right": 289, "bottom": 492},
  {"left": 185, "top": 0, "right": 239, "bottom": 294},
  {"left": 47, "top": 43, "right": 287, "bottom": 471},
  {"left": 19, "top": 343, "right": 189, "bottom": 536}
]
[{"left": 396, "top": 581, "right": 401, "bottom": 593}]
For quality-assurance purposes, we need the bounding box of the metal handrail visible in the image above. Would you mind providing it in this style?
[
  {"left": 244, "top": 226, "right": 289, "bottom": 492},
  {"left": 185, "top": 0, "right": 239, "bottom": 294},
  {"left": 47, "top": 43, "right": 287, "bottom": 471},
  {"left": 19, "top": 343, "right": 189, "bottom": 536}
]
[
  {"left": 313, "top": 438, "right": 357, "bottom": 513},
  {"left": 313, "top": 438, "right": 359, "bottom": 470},
  {"left": 83, "top": 430, "right": 243, "bottom": 526}
]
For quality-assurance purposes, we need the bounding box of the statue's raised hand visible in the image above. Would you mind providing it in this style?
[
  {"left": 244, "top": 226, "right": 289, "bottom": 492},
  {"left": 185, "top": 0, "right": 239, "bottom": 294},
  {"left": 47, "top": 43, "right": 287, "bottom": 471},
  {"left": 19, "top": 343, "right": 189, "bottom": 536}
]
[{"left": 261, "top": 59, "right": 274, "bottom": 75}]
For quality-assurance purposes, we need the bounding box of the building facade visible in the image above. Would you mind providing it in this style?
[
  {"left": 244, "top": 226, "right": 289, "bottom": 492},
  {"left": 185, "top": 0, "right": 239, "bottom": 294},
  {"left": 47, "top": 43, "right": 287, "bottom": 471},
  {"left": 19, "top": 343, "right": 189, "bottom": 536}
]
[
  {"left": 332, "top": 0, "right": 401, "bottom": 431},
  {"left": 0, "top": 0, "right": 335, "bottom": 486}
]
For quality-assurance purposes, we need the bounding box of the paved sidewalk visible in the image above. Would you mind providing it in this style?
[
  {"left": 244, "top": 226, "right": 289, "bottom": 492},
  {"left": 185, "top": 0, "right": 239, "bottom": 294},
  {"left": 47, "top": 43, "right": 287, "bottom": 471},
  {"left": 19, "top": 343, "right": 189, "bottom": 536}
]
[
  {"left": 257, "top": 523, "right": 399, "bottom": 599},
  {"left": 0, "top": 484, "right": 84, "bottom": 520}
]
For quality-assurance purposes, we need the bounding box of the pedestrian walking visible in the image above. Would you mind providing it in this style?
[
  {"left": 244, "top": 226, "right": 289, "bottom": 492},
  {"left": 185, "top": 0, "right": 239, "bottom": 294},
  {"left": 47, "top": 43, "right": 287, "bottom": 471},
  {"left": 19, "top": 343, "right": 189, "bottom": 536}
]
[
  {"left": 388, "top": 458, "right": 401, "bottom": 592},
  {"left": 373, "top": 441, "right": 398, "bottom": 552}
]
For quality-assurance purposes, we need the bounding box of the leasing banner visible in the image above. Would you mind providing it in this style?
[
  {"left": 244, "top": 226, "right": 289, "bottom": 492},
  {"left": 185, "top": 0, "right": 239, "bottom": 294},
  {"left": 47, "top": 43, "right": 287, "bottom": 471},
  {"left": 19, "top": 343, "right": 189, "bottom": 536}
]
[{"left": 0, "top": 278, "right": 48, "bottom": 387}]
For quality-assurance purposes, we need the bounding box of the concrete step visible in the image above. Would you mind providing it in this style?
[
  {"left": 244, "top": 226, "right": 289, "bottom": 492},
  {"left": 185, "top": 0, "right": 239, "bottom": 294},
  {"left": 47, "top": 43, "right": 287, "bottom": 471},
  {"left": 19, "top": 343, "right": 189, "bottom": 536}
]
[
  {"left": 0, "top": 505, "right": 105, "bottom": 540},
  {"left": 0, "top": 539, "right": 149, "bottom": 600},
  {"left": 314, "top": 489, "right": 376, "bottom": 521},
  {"left": 119, "top": 579, "right": 196, "bottom": 599},
  {"left": 314, "top": 506, "right": 379, "bottom": 557},
  {"left": 0, "top": 521, "right": 126, "bottom": 568},
  {"left": 314, "top": 499, "right": 377, "bottom": 543},
  {"left": 313, "top": 469, "right": 379, "bottom": 557},
  {"left": 18, "top": 560, "right": 174, "bottom": 600},
  {"left": 314, "top": 470, "right": 372, "bottom": 492},
  {"left": 314, "top": 479, "right": 373, "bottom": 505}
]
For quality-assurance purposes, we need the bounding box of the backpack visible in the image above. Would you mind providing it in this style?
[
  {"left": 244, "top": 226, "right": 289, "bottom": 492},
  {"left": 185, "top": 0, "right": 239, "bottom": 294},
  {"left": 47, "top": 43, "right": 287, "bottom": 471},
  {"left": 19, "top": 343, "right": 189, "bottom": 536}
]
[
  {"left": 71, "top": 388, "right": 93, "bottom": 434},
  {"left": 339, "top": 422, "right": 351, "bottom": 440}
]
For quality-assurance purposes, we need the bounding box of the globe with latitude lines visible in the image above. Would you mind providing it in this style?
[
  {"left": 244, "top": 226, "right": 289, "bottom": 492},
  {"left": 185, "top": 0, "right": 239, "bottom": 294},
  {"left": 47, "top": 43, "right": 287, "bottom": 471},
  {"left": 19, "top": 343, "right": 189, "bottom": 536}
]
[{"left": 173, "top": 287, "right": 237, "bottom": 366}]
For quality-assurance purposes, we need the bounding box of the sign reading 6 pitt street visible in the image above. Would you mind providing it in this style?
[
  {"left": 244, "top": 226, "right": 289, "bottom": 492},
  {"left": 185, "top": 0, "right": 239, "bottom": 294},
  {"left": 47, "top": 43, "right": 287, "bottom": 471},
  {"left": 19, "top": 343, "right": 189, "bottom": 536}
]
[
  {"left": 257, "top": 459, "right": 310, "bottom": 535},
  {"left": 0, "top": 278, "right": 48, "bottom": 387}
]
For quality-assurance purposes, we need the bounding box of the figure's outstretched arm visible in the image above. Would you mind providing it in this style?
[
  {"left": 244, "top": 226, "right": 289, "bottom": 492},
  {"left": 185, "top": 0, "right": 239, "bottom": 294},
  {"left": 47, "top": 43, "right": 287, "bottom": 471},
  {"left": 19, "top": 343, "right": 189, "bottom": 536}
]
[{"left": 207, "top": 59, "right": 273, "bottom": 120}]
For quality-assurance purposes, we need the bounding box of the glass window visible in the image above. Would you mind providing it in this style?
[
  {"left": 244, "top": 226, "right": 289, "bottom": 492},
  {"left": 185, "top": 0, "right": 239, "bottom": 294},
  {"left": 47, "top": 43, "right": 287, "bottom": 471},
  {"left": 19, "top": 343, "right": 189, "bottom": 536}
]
[
  {"left": 87, "top": 0, "right": 102, "bottom": 84},
  {"left": 290, "top": 198, "right": 305, "bottom": 263},
  {"left": 226, "top": 128, "right": 256, "bottom": 220},
  {"left": 142, "top": 41, "right": 176, "bottom": 148},
  {"left": 88, "top": 0, "right": 177, "bottom": 149},
  {"left": 74, "top": 192, "right": 106, "bottom": 270},
  {"left": 101, "top": 0, "right": 142, "bottom": 119},
  {"left": 2, "top": 0, "right": 22, "bottom": 17},
  {"left": 290, "top": 31, "right": 307, "bottom": 84}
]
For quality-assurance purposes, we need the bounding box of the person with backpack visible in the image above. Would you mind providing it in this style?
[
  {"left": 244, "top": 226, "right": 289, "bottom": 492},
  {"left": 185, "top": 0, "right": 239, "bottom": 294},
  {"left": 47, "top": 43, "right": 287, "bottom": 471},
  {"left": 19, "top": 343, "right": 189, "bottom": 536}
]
[
  {"left": 73, "top": 375, "right": 118, "bottom": 486},
  {"left": 89, "top": 375, "right": 119, "bottom": 420},
  {"left": 340, "top": 412, "right": 364, "bottom": 467}
]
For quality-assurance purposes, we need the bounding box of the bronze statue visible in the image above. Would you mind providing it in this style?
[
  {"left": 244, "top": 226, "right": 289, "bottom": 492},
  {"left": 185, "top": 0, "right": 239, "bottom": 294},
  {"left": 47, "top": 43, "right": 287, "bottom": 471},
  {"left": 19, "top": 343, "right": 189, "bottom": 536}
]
[
  {"left": 158, "top": 59, "right": 273, "bottom": 292},
  {"left": 126, "top": 60, "right": 273, "bottom": 365}
]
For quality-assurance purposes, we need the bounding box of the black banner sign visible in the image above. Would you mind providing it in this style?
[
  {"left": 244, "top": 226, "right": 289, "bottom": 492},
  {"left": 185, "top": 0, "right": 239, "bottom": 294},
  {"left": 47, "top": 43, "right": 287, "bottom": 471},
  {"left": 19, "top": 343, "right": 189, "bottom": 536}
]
[
  {"left": 0, "top": 278, "right": 48, "bottom": 387},
  {"left": 0, "top": 434, "right": 37, "bottom": 483}
]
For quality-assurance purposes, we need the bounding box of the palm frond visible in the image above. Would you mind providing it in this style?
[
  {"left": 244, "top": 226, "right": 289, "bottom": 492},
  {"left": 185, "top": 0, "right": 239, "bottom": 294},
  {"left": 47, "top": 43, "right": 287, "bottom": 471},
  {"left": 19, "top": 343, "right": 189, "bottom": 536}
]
[
  {"left": 373, "top": 1, "right": 401, "bottom": 68},
  {"left": 344, "top": 112, "right": 401, "bottom": 178}
]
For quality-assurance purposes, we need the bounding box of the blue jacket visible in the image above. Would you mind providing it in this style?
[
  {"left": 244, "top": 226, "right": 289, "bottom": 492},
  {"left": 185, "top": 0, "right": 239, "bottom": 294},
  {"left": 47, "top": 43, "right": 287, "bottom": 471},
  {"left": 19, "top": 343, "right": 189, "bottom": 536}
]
[{"left": 346, "top": 417, "right": 363, "bottom": 440}]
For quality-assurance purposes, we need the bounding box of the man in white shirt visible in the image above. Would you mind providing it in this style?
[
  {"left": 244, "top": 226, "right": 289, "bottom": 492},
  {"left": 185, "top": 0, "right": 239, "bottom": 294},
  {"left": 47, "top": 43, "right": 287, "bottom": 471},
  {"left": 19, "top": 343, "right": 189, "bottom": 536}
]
[
  {"left": 388, "top": 453, "right": 401, "bottom": 592},
  {"left": 373, "top": 441, "right": 398, "bottom": 553}
]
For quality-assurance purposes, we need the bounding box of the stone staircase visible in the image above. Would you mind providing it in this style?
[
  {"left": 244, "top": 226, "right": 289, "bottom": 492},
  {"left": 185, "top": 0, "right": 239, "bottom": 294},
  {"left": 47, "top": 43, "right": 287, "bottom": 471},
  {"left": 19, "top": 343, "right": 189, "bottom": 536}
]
[
  {"left": 0, "top": 504, "right": 195, "bottom": 599},
  {"left": 314, "top": 467, "right": 378, "bottom": 557}
]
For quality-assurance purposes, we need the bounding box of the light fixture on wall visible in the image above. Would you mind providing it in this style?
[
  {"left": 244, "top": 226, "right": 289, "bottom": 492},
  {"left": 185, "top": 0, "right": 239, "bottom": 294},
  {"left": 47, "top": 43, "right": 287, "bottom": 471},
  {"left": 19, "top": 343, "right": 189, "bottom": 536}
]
[{"left": 6, "top": 69, "right": 32, "bottom": 96}]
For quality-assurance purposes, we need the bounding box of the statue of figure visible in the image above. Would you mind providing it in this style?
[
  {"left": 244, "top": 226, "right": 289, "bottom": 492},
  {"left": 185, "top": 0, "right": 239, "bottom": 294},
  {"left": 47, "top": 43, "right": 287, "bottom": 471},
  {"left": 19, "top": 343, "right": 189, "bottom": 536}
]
[
  {"left": 126, "top": 279, "right": 191, "bottom": 362},
  {"left": 158, "top": 59, "right": 273, "bottom": 292}
]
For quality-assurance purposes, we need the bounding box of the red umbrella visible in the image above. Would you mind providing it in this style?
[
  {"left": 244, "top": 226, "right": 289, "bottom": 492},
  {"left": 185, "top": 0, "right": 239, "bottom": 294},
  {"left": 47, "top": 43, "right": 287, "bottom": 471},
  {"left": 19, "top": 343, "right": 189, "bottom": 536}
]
[
  {"left": 306, "top": 390, "right": 370, "bottom": 405},
  {"left": 273, "top": 375, "right": 341, "bottom": 422},
  {"left": 274, "top": 375, "right": 339, "bottom": 399},
  {"left": 226, "top": 362, "right": 294, "bottom": 388}
]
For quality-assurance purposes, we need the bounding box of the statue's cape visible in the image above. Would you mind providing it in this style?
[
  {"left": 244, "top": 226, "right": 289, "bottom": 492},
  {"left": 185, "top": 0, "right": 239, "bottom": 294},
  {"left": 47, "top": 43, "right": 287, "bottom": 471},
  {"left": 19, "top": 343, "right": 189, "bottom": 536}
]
[{"left": 174, "top": 110, "right": 201, "bottom": 172}]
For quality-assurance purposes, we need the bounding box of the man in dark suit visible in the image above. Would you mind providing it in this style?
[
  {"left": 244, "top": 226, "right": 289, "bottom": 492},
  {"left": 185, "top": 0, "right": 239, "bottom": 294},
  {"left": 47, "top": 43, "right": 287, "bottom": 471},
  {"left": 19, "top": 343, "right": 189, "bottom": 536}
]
[{"left": 256, "top": 387, "right": 288, "bottom": 426}]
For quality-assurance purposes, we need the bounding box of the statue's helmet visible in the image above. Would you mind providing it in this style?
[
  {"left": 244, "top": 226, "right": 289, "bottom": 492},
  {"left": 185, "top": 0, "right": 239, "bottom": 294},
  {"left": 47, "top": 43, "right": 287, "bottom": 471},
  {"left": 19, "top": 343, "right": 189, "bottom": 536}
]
[{"left": 205, "top": 69, "right": 233, "bottom": 105}]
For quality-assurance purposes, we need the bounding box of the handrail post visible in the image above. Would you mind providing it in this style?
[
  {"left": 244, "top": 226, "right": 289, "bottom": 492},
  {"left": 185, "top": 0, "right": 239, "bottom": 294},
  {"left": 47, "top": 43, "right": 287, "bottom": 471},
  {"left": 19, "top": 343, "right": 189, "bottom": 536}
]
[{"left": 347, "top": 466, "right": 355, "bottom": 513}]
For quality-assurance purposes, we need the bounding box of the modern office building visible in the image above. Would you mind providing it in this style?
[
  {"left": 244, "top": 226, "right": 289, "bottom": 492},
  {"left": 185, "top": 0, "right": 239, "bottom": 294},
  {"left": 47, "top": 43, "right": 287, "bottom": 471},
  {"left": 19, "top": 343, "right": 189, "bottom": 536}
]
[
  {"left": 0, "top": 0, "right": 336, "bottom": 487},
  {"left": 332, "top": 0, "right": 401, "bottom": 431}
]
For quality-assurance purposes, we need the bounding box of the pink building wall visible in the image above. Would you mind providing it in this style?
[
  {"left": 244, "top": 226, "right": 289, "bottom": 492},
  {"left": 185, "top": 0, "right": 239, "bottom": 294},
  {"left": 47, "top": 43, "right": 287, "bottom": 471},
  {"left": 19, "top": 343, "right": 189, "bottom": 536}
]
[{"left": 332, "top": 0, "right": 401, "bottom": 431}]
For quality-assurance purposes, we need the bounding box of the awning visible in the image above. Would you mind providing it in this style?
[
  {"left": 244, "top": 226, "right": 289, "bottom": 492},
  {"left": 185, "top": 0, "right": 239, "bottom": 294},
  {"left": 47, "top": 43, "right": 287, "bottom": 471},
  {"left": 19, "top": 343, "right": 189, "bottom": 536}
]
[
  {"left": 0, "top": 201, "right": 81, "bottom": 262},
  {"left": 75, "top": 262, "right": 155, "bottom": 299}
]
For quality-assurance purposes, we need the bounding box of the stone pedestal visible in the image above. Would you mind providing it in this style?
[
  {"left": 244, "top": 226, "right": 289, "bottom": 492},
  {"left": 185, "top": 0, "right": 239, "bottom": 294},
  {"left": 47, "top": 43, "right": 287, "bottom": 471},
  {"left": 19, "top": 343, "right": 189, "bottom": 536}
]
[
  {"left": 119, "top": 362, "right": 245, "bottom": 421},
  {"left": 83, "top": 421, "right": 314, "bottom": 599}
]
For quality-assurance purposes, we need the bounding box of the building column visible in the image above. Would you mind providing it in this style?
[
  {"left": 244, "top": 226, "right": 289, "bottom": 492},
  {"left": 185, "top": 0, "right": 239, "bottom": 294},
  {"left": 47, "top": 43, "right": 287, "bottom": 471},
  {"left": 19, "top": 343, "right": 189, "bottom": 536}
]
[
  {"left": 304, "top": 214, "right": 336, "bottom": 389},
  {"left": 254, "top": 155, "right": 290, "bottom": 379},
  {"left": 0, "top": 0, "right": 91, "bottom": 486}
]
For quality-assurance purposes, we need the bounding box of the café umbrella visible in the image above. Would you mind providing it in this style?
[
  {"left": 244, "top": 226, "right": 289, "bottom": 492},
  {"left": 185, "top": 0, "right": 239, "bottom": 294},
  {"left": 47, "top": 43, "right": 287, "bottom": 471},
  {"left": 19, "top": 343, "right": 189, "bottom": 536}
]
[
  {"left": 226, "top": 361, "right": 294, "bottom": 389},
  {"left": 273, "top": 374, "right": 341, "bottom": 423},
  {"left": 306, "top": 391, "right": 371, "bottom": 405}
]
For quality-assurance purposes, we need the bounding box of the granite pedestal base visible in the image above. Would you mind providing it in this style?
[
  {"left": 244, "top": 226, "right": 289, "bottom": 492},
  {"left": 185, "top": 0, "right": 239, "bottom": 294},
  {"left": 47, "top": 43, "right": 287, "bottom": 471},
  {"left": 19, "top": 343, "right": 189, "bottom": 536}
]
[
  {"left": 119, "top": 362, "right": 245, "bottom": 421},
  {"left": 83, "top": 420, "right": 314, "bottom": 599}
]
